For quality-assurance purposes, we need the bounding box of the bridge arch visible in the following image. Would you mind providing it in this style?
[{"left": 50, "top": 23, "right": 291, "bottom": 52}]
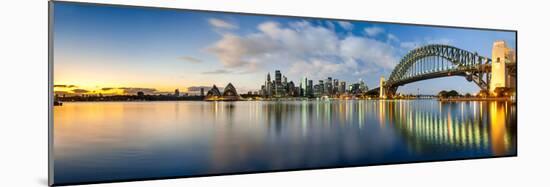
[{"left": 384, "top": 44, "right": 492, "bottom": 97}]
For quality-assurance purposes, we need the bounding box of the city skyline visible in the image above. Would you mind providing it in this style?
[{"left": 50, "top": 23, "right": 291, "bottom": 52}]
[{"left": 53, "top": 2, "right": 516, "bottom": 96}]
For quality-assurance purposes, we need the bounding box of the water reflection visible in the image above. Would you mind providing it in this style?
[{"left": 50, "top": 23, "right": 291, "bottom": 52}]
[{"left": 54, "top": 100, "right": 516, "bottom": 184}]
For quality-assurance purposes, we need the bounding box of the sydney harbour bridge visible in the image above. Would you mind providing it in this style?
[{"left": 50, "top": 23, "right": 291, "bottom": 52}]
[{"left": 367, "top": 42, "right": 516, "bottom": 98}]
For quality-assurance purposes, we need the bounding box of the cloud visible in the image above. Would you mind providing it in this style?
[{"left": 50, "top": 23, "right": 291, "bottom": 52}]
[
  {"left": 387, "top": 33, "right": 399, "bottom": 43},
  {"left": 364, "top": 26, "right": 384, "bottom": 37},
  {"left": 325, "top": 21, "right": 335, "bottom": 30},
  {"left": 337, "top": 21, "right": 354, "bottom": 31},
  {"left": 202, "top": 69, "right": 232, "bottom": 74},
  {"left": 208, "top": 18, "right": 238, "bottom": 30},
  {"left": 71, "top": 88, "right": 89, "bottom": 94},
  {"left": 101, "top": 87, "right": 114, "bottom": 91},
  {"left": 178, "top": 56, "right": 203, "bottom": 64},
  {"left": 117, "top": 87, "right": 157, "bottom": 95},
  {"left": 54, "top": 84, "right": 77, "bottom": 88},
  {"left": 206, "top": 20, "right": 398, "bottom": 78},
  {"left": 340, "top": 36, "right": 398, "bottom": 69}
]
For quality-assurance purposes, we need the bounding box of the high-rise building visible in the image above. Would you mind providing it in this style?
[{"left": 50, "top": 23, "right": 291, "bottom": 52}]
[
  {"left": 326, "top": 77, "right": 332, "bottom": 95},
  {"left": 307, "top": 79, "right": 313, "bottom": 97},
  {"left": 174, "top": 89, "right": 180, "bottom": 97},
  {"left": 265, "top": 73, "right": 273, "bottom": 97},
  {"left": 359, "top": 79, "right": 367, "bottom": 93},
  {"left": 288, "top": 81, "right": 296, "bottom": 96},
  {"left": 301, "top": 77, "right": 308, "bottom": 97},
  {"left": 319, "top": 80, "right": 325, "bottom": 95},
  {"left": 339, "top": 81, "right": 346, "bottom": 94},
  {"left": 275, "top": 70, "right": 282, "bottom": 85},
  {"left": 333, "top": 79, "right": 339, "bottom": 94},
  {"left": 313, "top": 85, "right": 320, "bottom": 97}
]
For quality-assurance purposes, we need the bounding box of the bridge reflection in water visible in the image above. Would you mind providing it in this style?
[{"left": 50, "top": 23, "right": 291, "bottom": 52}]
[
  {"left": 54, "top": 100, "right": 516, "bottom": 184},
  {"left": 376, "top": 100, "right": 516, "bottom": 156},
  {"left": 241, "top": 99, "right": 516, "bottom": 157}
]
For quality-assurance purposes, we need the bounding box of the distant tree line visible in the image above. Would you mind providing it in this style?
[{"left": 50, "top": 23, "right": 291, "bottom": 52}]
[{"left": 437, "top": 90, "right": 460, "bottom": 98}]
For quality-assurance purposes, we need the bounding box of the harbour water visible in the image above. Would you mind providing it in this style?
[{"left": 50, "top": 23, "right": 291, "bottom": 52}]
[{"left": 53, "top": 100, "right": 516, "bottom": 184}]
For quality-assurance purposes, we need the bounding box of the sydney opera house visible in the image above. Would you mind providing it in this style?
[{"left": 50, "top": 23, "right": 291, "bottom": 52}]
[{"left": 204, "top": 83, "right": 240, "bottom": 101}]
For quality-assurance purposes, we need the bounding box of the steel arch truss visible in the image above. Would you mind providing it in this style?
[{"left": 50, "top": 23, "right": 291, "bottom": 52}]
[{"left": 385, "top": 44, "right": 491, "bottom": 96}]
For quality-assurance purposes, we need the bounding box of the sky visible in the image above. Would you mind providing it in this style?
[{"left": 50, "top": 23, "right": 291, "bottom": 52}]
[{"left": 53, "top": 2, "right": 516, "bottom": 96}]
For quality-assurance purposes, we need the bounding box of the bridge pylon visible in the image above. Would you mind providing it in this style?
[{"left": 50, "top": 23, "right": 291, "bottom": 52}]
[{"left": 379, "top": 77, "right": 386, "bottom": 99}]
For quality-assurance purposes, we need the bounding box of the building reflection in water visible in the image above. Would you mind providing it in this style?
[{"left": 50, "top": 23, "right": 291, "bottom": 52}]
[{"left": 53, "top": 100, "right": 517, "bottom": 184}]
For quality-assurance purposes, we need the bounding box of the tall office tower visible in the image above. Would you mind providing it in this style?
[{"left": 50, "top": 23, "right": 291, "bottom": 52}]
[
  {"left": 333, "top": 79, "right": 339, "bottom": 94},
  {"left": 319, "top": 80, "right": 325, "bottom": 95},
  {"left": 313, "top": 84, "right": 321, "bottom": 97},
  {"left": 275, "top": 70, "right": 283, "bottom": 97},
  {"left": 266, "top": 73, "right": 272, "bottom": 97},
  {"left": 288, "top": 81, "right": 295, "bottom": 96},
  {"left": 359, "top": 79, "right": 367, "bottom": 93},
  {"left": 307, "top": 79, "right": 313, "bottom": 97},
  {"left": 174, "top": 89, "right": 180, "bottom": 97},
  {"left": 301, "top": 77, "right": 308, "bottom": 97},
  {"left": 326, "top": 77, "right": 332, "bottom": 95},
  {"left": 339, "top": 81, "right": 346, "bottom": 94},
  {"left": 200, "top": 88, "right": 205, "bottom": 96},
  {"left": 275, "top": 70, "right": 281, "bottom": 84}
]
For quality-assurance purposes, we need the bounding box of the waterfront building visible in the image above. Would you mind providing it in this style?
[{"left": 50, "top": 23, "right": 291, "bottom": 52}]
[
  {"left": 339, "top": 81, "right": 346, "bottom": 94},
  {"left": 174, "top": 89, "right": 180, "bottom": 97},
  {"left": 319, "top": 80, "right": 325, "bottom": 95},
  {"left": 265, "top": 73, "right": 272, "bottom": 97},
  {"left": 333, "top": 79, "right": 339, "bottom": 94},
  {"left": 301, "top": 77, "right": 308, "bottom": 97},
  {"left": 275, "top": 70, "right": 284, "bottom": 97},
  {"left": 307, "top": 79, "right": 313, "bottom": 97},
  {"left": 204, "top": 83, "right": 240, "bottom": 101},
  {"left": 350, "top": 83, "right": 360, "bottom": 94},
  {"left": 206, "top": 85, "right": 222, "bottom": 99},
  {"left": 314, "top": 84, "right": 321, "bottom": 97},
  {"left": 326, "top": 77, "right": 332, "bottom": 95},
  {"left": 359, "top": 79, "right": 367, "bottom": 93}
]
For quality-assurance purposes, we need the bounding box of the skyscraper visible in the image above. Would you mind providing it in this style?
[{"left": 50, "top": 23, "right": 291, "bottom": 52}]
[
  {"left": 275, "top": 70, "right": 283, "bottom": 97},
  {"left": 266, "top": 73, "right": 272, "bottom": 97},
  {"left": 339, "top": 81, "right": 346, "bottom": 94},
  {"left": 174, "top": 89, "right": 180, "bottom": 97},
  {"left": 359, "top": 79, "right": 367, "bottom": 93},
  {"left": 319, "top": 80, "right": 325, "bottom": 95},
  {"left": 275, "top": 70, "right": 282, "bottom": 85},
  {"left": 307, "top": 80, "right": 313, "bottom": 97},
  {"left": 301, "top": 77, "right": 308, "bottom": 97},
  {"left": 326, "top": 77, "right": 332, "bottom": 95},
  {"left": 333, "top": 79, "right": 339, "bottom": 94}
]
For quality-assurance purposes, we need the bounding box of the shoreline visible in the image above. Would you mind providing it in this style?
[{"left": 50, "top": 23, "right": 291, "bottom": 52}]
[{"left": 54, "top": 97, "right": 514, "bottom": 104}]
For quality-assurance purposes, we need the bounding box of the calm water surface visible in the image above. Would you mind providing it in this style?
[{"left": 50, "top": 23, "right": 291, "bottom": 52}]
[{"left": 53, "top": 100, "right": 516, "bottom": 184}]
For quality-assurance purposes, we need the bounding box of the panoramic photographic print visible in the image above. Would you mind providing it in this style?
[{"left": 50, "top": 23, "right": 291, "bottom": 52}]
[{"left": 50, "top": 1, "right": 517, "bottom": 185}]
